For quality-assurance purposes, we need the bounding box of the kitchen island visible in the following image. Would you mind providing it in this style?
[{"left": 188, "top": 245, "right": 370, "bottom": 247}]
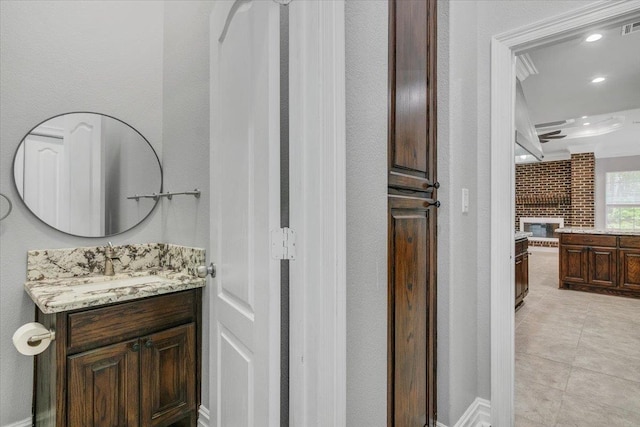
[{"left": 557, "top": 228, "right": 640, "bottom": 298}]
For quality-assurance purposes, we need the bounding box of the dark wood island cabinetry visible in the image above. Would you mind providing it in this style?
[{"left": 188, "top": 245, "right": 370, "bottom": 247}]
[
  {"left": 559, "top": 230, "right": 640, "bottom": 298},
  {"left": 515, "top": 236, "right": 529, "bottom": 309}
]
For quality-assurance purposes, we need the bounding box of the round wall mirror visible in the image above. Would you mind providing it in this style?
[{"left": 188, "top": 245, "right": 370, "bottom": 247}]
[{"left": 13, "top": 112, "right": 162, "bottom": 237}]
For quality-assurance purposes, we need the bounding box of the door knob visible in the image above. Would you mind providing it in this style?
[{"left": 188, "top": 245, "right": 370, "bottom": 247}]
[
  {"left": 131, "top": 342, "right": 140, "bottom": 352},
  {"left": 196, "top": 263, "right": 216, "bottom": 278},
  {"left": 144, "top": 339, "right": 153, "bottom": 349}
]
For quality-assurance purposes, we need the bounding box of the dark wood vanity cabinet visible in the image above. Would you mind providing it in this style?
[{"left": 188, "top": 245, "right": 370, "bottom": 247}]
[
  {"left": 559, "top": 233, "right": 640, "bottom": 298},
  {"left": 515, "top": 238, "right": 529, "bottom": 309},
  {"left": 34, "top": 289, "right": 202, "bottom": 427}
]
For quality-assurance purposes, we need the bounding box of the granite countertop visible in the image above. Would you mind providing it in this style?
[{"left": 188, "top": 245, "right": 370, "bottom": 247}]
[
  {"left": 555, "top": 228, "right": 640, "bottom": 236},
  {"left": 25, "top": 270, "right": 205, "bottom": 314},
  {"left": 24, "top": 243, "right": 206, "bottom": 314},
  {"left": 515, "top": 231, "right": 533, "bottom": 240}
]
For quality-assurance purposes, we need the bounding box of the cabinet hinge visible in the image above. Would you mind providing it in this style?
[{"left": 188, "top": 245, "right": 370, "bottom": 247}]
[{"left": 271, "top": 228, "right": 296, "bottom": 260}]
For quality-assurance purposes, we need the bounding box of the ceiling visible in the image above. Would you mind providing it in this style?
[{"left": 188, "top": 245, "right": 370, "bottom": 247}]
[{"left": 518, "top": 18, "right": 640, "bottom": 161}]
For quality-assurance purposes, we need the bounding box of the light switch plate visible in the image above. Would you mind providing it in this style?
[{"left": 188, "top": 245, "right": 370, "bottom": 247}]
[{"left": 462, "top": 188, "right": 469, "bottom": 213}]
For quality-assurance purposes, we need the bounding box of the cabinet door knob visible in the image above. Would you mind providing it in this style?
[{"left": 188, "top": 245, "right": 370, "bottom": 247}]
[
  {"left": 145, "top": 339, "right": 154, "bottom": 348},
  {"left": 423, "top": 181, "right": 440, "bottom": 190},
  {"left": 131, "top": 343, "right": 140, "bottom": 352}
]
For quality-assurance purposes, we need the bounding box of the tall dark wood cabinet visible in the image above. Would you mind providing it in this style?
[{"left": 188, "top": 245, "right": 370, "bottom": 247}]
[{"left": 388, "top": 1, "right": 438, "bottom": 426}]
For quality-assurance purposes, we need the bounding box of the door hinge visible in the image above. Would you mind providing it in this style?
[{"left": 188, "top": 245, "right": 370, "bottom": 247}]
[{"left": 271, "top": 228, "right": 296, "bottom": 260}]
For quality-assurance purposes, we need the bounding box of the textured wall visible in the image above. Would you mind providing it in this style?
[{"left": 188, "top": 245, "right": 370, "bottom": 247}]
[
  {"left": 345, "top": 1, "right": 388, "bottom": 425},
  {"left": 436, "top": 0, "right": 452, "bottom": 424},
  {"left": 161, "top": 0, "right": 214, "bottom": 409},
  {"left": 0, "top": 2, "right": 164, "bottom": 425},
  {"left": 441, "top": 1, "right": 480, "bottom": 423}
]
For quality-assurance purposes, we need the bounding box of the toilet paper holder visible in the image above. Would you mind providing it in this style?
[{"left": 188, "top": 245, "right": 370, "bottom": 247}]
[{"left": 27, "top": 329, "right": 55, "bottom": 344}]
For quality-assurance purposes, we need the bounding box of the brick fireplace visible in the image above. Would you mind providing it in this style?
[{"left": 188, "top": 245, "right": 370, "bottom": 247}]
[{"left": 516, "top": 153, "right": 595, "bottom": 248}]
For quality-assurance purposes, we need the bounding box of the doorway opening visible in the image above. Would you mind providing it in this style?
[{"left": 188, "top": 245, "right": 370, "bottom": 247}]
[
  {"left": 490, "top": 3, "right": 640, "bottom": 425},
  {"left": 512, "top": 19, "right": 640, "bottom": 424}
]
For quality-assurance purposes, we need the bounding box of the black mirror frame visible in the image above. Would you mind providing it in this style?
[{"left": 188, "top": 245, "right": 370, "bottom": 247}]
[{"left": 11, "top": 111, "right": 163, "bottom": 238}]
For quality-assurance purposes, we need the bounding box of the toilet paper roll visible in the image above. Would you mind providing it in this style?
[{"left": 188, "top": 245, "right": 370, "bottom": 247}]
[{"left": 12, "top": 322, "right": 53, "bottom": 356}]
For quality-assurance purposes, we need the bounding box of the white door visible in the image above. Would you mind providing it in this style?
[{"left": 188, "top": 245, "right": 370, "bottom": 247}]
[
  {"left": 63, "top": 113, "right": 104, "bottom": 236},
  {"left": 22, "top": 133, "right": 68, "bottom": 230},
  {"left": 20, "top": 114, "right": 104, "bottom": 235},
  {"left": 210, "top": 1, "right": 281, "bottom": 426}
]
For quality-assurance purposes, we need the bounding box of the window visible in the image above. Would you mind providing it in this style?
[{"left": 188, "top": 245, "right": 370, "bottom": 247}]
[{"left": 606, "top": 170, "right": 640, "bottom": 230}]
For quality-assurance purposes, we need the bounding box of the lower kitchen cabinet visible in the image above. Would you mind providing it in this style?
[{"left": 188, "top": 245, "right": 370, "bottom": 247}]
[
  {"left": 560, "top": 244, "right": 589, "bottom": 284},
  {"left": 619, "top": 236, "right": 640, "bottom": 292},
  {"left": 587, "top": 246, "right": 617, "bottom": 287},
  {"left": 559, "top": 234, "right": 617, "bottom": 291},
  {"left": 515, "top": 237, "right": 529, "bottom": 309},
  {"left": 559, "top": 233, "right": 640, "bottom": 298},
  {"left": 34, "top": 289, "right": 202, "bottom": 427}
]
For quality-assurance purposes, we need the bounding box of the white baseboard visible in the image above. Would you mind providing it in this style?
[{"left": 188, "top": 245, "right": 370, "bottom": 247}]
[
  {"left": 2, "top": 407, "right": 210, "bottom": 427},
  {"left": 198, "top": 405, "right": 210, "bottom": 427},
  {"left": 438, "top": 397, "right": 491, "bottom": 427},
  {"left": 2, "top": 418, "right": 30, "bottom": 427},
  {"left": 193, "top": 400, "right": 491, "bottom": 427},
  {"left": 4, "top": 401, "right": 488, "bottom": 427}
]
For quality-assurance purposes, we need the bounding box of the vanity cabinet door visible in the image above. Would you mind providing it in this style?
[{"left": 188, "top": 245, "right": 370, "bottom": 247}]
[
  {"left": 140, "top": 323, "right": 196, "bottom": 427},
  {"left": 67, "top": 339, "right": 139, "bottom": 427}
]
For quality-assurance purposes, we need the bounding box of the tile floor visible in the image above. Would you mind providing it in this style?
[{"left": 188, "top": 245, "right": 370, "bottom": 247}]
[{"left": 515, "top": 251, "right": 640, "bottom": 426}]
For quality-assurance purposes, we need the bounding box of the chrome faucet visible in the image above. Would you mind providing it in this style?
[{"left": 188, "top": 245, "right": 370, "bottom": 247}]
[{"left": 104, "top": 242, "right": 121, "bottom": 276}]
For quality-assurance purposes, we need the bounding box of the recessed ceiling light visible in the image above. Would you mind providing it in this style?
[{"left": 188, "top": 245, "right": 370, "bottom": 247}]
[
  {"left": 581, "top": 115, "right": 588, "bottom": 119},
  {"left": 591, "top": 77, "right": 606, "bottom": 83},
  {"left": 586, "top": 33, "right": 603, "bottom": 42},
  {"left": 583, "top": 122, "right": 591, "bottom": 126}
]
